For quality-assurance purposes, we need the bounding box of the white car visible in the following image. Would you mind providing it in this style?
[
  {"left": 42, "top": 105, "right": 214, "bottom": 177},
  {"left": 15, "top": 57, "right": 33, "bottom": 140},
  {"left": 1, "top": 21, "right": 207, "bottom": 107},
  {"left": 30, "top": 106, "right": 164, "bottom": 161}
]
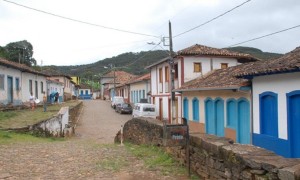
[
  {"left": 111, "top": 96, "right": 124, "bottom": 109},
  {"left": 132, "top": 103, "right": 156, "bottom": 119}
]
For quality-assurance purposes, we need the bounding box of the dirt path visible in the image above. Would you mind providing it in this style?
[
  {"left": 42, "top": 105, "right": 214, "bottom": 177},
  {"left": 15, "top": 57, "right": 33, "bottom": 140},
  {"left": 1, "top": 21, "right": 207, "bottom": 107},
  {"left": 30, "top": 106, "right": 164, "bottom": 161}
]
[{"left": 0, "top": 100, "right": 189, "bottom": 180}]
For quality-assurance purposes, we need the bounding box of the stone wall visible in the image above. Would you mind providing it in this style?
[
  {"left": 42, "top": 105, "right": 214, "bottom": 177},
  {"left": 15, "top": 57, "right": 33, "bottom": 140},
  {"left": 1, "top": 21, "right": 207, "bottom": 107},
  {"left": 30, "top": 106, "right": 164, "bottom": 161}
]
[{"left": 119, "top": 118, "right": 300, "bottom": 180}]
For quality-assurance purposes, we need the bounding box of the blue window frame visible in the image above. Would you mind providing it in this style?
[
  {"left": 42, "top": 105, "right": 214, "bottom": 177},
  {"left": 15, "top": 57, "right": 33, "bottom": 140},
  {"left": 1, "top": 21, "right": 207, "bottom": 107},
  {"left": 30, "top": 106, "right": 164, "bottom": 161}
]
[
  {"left": 192, "top": 97, "right": 199, "bottom": 121},
  {"left": 259, "top": 91, "right": 278, "bottom": 137},
  {"left": 15, "top": 77, "right": 20, "bottom": 91}
]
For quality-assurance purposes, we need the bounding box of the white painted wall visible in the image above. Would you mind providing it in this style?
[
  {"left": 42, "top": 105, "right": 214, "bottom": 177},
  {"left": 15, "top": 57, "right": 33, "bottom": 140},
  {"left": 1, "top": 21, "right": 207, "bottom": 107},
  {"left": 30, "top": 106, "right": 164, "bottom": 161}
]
[
  {"left": 47, "top": 81, "right": 63, "bottom": 96},
  {"left": 182, "top": 57, "right": 238, "bottom": 83},
  {"left": 21, "top": 72, "right": 47, "bottom": 102},
  {"left": 252, "top": 72, "right": 300, "bottom": 140},
  {"left": 0, "top": 65, "right": 22, "bottom": 104}
]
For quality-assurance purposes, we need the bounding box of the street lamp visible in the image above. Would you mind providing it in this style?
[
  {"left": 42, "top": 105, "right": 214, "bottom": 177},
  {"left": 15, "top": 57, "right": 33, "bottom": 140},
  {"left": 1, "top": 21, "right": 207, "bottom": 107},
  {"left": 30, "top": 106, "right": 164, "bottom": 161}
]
[{"left": 104, "top": 64, "right": 116, "bottom": 100}]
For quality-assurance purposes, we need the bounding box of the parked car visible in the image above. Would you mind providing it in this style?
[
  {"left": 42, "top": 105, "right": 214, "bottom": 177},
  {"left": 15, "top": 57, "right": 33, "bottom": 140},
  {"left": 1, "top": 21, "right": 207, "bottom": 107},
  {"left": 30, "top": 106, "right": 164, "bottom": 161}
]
[
  {"left": 132, "top": 103, "right": 156, "bottom": 119},
  {"left": 115, "top": 103, "right": 133, "bottom": 114},
  {"left": 111, "top": 96, "right": 124, "bottom": 109}
]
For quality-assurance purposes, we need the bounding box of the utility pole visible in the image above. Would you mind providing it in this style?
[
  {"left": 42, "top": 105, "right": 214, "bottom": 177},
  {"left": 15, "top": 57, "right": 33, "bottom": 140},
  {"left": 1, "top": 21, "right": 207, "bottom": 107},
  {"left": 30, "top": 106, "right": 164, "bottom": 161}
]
[
  {"left": 113, "top": 65, "right": 116, "bottom": 98},
  {"left": 169, "top": 21, "right": 176, "bottom": 124}
]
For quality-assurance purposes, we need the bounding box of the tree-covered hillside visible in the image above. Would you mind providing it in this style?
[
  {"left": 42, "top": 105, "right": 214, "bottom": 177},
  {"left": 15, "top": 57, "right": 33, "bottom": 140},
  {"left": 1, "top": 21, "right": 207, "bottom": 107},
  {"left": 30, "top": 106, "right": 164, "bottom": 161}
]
[
  {"left": 43, "top": 50, "right": 169, "bottom": 80},
  {"left": 225, "top": 46, "right": 282, "bottom": 60}
]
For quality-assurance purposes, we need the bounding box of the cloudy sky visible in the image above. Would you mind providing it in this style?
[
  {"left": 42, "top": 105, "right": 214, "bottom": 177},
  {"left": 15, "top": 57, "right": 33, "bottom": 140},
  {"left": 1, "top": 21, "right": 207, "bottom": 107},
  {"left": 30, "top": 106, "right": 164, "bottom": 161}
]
[{"left": 1, "top": 0, "right": 300, "bottom": 66}]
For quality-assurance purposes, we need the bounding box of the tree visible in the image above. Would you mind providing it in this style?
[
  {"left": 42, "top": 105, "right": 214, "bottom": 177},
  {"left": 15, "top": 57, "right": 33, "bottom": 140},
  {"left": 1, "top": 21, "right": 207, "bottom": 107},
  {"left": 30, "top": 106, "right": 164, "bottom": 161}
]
[{"left": 3, "top": 40, "right": 37, "bottom": 66}]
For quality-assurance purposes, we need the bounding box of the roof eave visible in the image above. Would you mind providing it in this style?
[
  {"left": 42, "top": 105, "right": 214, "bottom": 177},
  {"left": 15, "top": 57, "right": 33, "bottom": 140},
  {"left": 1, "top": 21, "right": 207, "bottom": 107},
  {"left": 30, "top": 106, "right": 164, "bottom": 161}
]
[{"left": 173, "top": 86, "right": 242, "bottom": 92}]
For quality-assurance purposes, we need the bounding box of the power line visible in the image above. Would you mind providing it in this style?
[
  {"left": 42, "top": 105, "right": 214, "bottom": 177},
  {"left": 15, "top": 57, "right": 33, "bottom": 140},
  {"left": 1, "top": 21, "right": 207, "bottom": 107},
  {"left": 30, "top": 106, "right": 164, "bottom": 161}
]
[
  {"left": 227, "top": 24, "right": 300, "bottom": 47},
  {"left": 173, "top": 0, "right": 252, "bottom": 38},
  {"left": 123, "top": 41, "right": 163, "bottom": 68},
  {"left": 3, "top": 0, "right": 160, "bottom": 38}
]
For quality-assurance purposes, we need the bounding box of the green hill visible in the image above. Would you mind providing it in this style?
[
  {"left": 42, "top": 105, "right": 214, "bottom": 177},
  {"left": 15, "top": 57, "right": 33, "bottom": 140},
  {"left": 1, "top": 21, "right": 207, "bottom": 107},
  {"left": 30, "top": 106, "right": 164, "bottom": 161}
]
[
  {"left": 225, "top": 46, "right": 283, "bottom": 60},
  {"left": 43, "top": 50, "right": 169, "bottom": 80},
  {"left": 44, "top": 46, "right": 283, "bottom": 81}
]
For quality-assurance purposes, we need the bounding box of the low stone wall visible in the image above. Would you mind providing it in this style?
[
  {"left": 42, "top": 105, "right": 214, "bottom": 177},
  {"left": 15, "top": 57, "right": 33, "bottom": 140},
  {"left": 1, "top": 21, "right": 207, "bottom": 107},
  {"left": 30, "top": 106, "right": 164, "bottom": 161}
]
[
  {"left": 7, "top": 102, "right": 83, "bottom": 137},
  {"left": 119, "top": 118, "right": 300, "bottom": 180}
]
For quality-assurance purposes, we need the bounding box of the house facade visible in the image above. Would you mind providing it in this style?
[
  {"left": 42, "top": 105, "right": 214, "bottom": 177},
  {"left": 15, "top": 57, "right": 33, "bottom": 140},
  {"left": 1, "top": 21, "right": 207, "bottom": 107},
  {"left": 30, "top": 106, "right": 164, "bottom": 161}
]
[
  {"left": 48, "top": 75, "right": 72, "bottom": 101},
  {"left": 46, "top": 79, "right": 64, "bottom": 102},
  {"left": 128, "top": 73, "right": 151, "bottom": 104},
  {"left": 78, "top": 84, "right": 92, "bottom": 99},
  {"left": 175, "top": 65, "right": 252, "bottom": 144},
  {"left": 0, "top": 58, "right": 47, "bottom": 106},
  {"left": 147, "top": 44, "right": 257, "bottom": 124},
  {"left": 236, "top": 47, "right": 300, "bottom": 158},
  {"left": 100, "top": 71, "right": 135, "bottom": 100}
]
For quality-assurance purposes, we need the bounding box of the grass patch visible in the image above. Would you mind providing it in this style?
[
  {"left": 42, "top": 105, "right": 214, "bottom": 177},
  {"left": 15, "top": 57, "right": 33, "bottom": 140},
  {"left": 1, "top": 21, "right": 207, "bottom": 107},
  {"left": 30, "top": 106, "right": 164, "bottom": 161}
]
[
  {"left": 125, "top": 143, "right": 189, "bottom": 176},
  {"left": 0, "top": 130, "right": 64, "bottom": 144},
  {"left": 0, "top": 100, "right": 81, "bottom": 129},
  {"left": 96, "top": 157, "right": 128, "bottom": 172}
]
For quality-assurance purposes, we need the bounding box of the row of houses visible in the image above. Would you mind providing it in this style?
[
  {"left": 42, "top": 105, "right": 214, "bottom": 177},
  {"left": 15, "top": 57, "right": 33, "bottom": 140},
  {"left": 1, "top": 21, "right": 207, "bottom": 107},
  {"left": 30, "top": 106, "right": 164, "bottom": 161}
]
[
  {"left": 102, "top": 44, "right": 300, "bottom": 158},
  {"left": 0, "top": 58, "right": 92, "bottom": 105}
]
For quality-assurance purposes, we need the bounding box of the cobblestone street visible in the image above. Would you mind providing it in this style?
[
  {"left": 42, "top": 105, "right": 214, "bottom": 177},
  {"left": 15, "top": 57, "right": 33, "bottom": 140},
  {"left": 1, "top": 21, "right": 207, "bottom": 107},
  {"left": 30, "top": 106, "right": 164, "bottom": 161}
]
[{"left": 0, "top": 100, "right": 188, "bottom": 180}]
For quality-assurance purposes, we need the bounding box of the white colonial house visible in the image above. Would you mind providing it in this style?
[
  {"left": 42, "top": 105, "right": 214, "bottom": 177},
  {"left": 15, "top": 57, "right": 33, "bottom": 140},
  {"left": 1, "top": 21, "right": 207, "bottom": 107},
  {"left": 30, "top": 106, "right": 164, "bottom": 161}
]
[
  {"left": 126, "top": 73, "right": 151, "bottom": 104},
  {"left": 46, "top": 79, "right": 64, "bottom": 103},
  {"left": 0, "top": 58, "right": 48, "bottom": 105},
  {"left": 48, "top": 75, "right": 72, "bottom": 101},
  {"left": 146, "top": 44, "right": 257, "bottom": 124},
  {"left": 100, "top": 71, "right": 135, "bottom": 100},
  {"left": 235, "top": 46, "right": 300, "bottom": 158}
]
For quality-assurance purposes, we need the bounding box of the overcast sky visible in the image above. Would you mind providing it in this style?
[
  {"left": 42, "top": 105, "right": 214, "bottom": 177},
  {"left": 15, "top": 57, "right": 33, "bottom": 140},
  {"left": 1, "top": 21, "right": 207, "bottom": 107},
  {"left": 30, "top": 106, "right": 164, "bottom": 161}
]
[{"left": 1, "top": 0, "right": 300, "bottom": 66}]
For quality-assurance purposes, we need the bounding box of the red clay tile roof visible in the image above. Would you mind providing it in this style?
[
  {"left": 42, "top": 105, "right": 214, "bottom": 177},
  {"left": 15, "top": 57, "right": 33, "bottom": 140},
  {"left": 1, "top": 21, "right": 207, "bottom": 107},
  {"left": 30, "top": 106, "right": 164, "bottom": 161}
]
[
  {"left": 0, "top": 57, "right": 48, "bottom": 76},
  {"left": 126, "top": 73, "right": 150, "bottom": 84},
  {"left": 175, "top": 65, "right": 250, "bottom": 91},
  {"left": 105, "top": 71, "right": 136, "bottom": 84},
  {"left": 177, "top": 44, "right": 258, "bottom": 62},
  {"left": 234, "top": 47, "right": 300, "bottom": 78}
]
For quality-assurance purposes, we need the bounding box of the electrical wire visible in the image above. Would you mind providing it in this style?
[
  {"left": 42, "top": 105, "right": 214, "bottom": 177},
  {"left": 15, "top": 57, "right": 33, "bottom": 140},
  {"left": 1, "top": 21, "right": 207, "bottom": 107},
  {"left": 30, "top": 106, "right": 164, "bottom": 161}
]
[
  {"left": 2, "top": 0, "right": 160, "bottom": 38},
  {"left": 173, "top": 0, "right": 252, "bottom": 38},
  {"left": 227, "top": 24, "right": 300, "bottom": 47},
  {"left": 122, "top": 41, "right": 163, "bottom": 68}
]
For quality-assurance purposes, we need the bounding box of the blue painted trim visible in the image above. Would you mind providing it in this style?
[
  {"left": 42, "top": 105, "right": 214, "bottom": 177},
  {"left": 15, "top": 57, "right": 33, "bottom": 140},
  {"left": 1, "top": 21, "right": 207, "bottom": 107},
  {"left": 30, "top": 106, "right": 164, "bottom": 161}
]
[
  {"left": 214, "top": 97, "right": 225, "bottom": 137},
  {"left": 239, "top": 86, "right": 251, "bottom": 91},
  {"left": 253, "top": 133, "right": 290, "bottom": 158},
  {"left": 286, "top": 90, "right": 300, "bottom": 158},
  {"left": 226, "top": 98, "right": 237, "bottom": 129},
  {"left": 183, "top": 97, "right": 189, "bottom": 120},
  {"left": 192, "top": 97, "right": 199, "bottom": 122},
  {"left": 205, "top": 97, "right": 215, "bottom": 135},
  {"left": 237, "top": 98, "right": 250, "bottom": 144},
  {"left": 259, "top": 91, "right": 278, "bottom": 137}
]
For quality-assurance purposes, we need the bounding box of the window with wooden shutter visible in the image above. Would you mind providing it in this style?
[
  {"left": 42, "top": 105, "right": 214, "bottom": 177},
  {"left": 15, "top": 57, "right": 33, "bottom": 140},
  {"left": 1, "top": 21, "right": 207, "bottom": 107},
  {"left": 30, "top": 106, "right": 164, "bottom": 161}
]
[
  {"left": 194, "top": 63, "right": 202, "bottom": 72},
  {"left": 165, "top": 66, "right": 169, "bottom": 82},
  {"left": 159, "top": 68, "right": 163, "bottom": 83},
  {"left": 221, "top": 63, "right": 228, "bottom": 69}
]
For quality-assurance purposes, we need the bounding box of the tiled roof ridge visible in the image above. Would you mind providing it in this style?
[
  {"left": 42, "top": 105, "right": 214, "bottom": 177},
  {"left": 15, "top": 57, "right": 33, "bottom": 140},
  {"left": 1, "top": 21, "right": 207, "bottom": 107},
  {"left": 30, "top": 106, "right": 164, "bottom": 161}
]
[
  {"left": 0, "top": 57, "right": 48, "bottom": 76},
  {"left": 234, "top": 46, "right": 300, "bottom": 77},
  {"left": 177, "top": 44, "right": 253, "bottom": 58}
]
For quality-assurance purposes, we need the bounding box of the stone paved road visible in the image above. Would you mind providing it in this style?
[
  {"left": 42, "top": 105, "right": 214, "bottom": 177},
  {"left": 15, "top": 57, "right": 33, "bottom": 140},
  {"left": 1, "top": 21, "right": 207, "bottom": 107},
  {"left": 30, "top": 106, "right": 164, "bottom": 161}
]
[{"left": 0, "top": 100, "right": 188, "bottom": 180}]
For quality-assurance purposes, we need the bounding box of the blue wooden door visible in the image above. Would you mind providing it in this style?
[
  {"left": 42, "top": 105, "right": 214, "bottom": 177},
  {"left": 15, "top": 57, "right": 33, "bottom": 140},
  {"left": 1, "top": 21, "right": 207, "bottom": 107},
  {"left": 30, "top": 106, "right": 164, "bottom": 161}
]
[
  {"left": 215, "top": 99, "right": 224, "bottom": 136},
  {"left": 260, "top": 92, "right": 278, "bottom": 137},
  {"left": 237, "top": 99, "right": 250, "bottom": 144},
  {"left": 183, "top": 98, "right": 189, "bottom": 120},
  {"left": 288, "top": 92, "right": 300, "bottom": 158},
  {"left": 7, "top": 77, "right": 13, "bottom": 103},
  {"left": 205, "top": 99, "right": 215, "bottom": 135}
]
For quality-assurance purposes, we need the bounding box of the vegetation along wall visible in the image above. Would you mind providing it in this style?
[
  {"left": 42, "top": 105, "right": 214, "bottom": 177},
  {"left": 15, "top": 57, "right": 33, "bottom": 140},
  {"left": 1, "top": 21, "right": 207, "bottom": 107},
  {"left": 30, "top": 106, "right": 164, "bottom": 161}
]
[{"left": 119, "top": 118, "right": 300, "bottom": 180}]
